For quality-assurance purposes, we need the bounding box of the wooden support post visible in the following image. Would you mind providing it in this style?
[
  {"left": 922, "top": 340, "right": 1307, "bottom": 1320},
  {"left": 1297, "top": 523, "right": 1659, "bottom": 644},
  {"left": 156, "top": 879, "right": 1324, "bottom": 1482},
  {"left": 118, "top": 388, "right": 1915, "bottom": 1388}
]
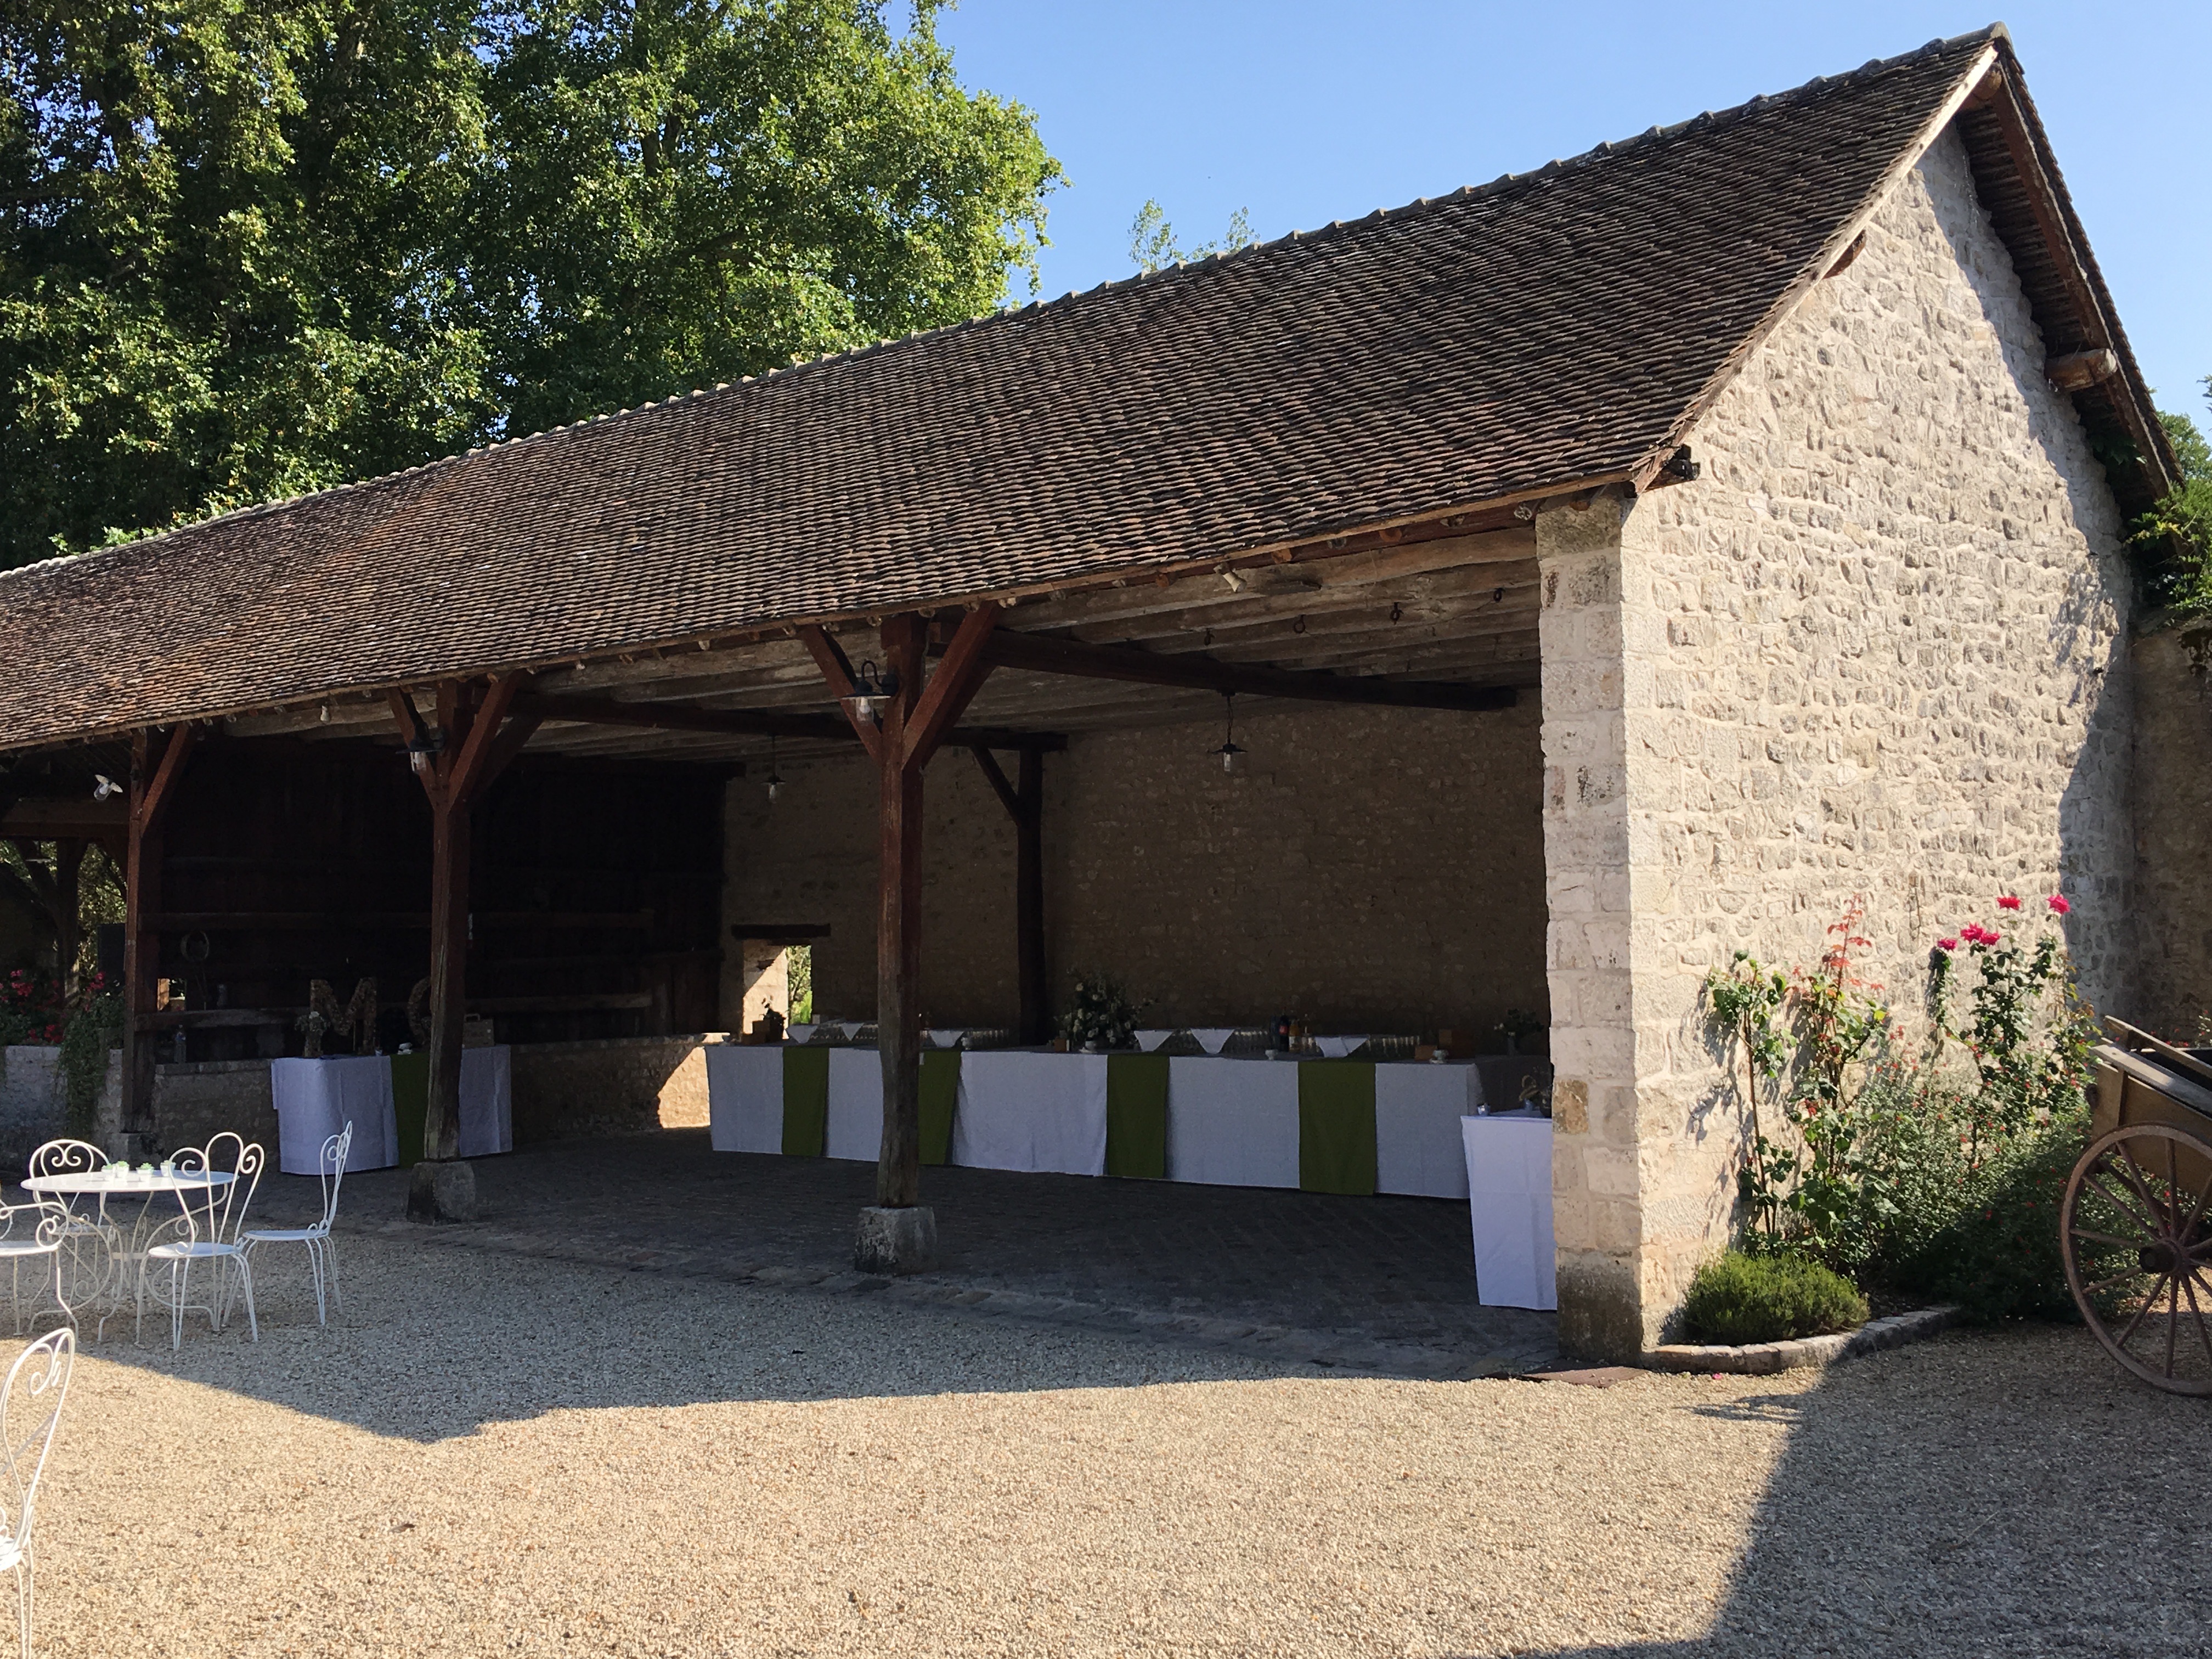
[
  {"left": 1016, "top": 749, "right": 1047, "bottom": 1046},
  {"left": 969, "top": 744, "right": 1049, "bottom": 1045},
  {"left": 424, "top": 786, "right": 470, "bottom": 1163},
  {"left": 806, "top": 607, "right": 1000, "bottom": 1264},
  {"left": 876, "top": 616, "right": 926, "bottom": 1208},
  {"left": 51, "top": 839, "right": 84, "bottom": 997},
  {"left": 122, "top": 725, "right": 198, "bottom": 1153},
  {"left": 396, "top": 674, "right": 531, "bottom": 1220}
]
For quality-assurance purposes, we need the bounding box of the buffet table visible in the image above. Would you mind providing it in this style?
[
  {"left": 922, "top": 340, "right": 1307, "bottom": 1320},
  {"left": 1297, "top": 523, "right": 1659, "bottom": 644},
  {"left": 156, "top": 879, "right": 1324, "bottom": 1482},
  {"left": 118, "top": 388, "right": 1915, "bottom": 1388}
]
[
  {"left": 706, "top": 1045, "right": 1544, "bottom": 1202},
  {"left": 270, "top": 1048, "right": 513, "bottom": 1175}
]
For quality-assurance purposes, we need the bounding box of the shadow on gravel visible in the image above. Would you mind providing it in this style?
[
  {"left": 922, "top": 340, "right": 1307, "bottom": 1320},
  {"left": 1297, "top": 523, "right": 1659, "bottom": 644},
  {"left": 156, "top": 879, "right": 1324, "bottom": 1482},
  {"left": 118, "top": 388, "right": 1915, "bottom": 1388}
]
[
  {"left": 1519, "top": 1329, "right": 2212, "bottom": 1659},
  {"left": 57, "top": 1129, "right": 1554, "bottom": 1439}
]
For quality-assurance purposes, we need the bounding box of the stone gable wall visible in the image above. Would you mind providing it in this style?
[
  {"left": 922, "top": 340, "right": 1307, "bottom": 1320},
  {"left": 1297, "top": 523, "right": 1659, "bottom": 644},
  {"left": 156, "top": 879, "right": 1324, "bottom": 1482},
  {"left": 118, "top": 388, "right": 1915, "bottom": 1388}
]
[
  {"left": 2130, "top": 619, "right": 2212, "bottom": 1037},
  {"left": 1542, "top": 127, "right": 2139, "bottom": 1356},
  {"left": 724, "top": 699, "right": 1550, "bottom": 1039}
]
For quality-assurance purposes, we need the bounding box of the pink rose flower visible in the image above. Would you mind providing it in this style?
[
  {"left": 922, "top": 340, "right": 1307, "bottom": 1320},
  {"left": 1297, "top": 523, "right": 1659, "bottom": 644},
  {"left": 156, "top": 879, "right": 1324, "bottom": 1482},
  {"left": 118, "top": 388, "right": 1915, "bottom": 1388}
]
[
  {"left": 1937, "top": 938, "right": 1959, "bottom": 952},
  {"left": 1996, "top": 895, "right": 2022, "bottom": 911},
  {"left": 2047, "top": 894, "right": 2071, "bottom": 914}
]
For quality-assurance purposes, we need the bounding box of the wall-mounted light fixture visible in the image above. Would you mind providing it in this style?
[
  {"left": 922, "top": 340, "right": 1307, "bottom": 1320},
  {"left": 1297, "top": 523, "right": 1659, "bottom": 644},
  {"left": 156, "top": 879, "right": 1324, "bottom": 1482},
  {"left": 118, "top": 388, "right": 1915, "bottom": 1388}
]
[{"left": 841, "top": 659, "right": 899, "bottom": 722}]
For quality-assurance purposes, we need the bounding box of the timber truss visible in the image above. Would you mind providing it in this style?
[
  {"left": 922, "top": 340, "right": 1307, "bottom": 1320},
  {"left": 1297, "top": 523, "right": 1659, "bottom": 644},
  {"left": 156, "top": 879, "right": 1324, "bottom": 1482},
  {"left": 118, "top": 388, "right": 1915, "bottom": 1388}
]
[{"left": 217, "top": 501, "right": 1543, "bottom": 767}]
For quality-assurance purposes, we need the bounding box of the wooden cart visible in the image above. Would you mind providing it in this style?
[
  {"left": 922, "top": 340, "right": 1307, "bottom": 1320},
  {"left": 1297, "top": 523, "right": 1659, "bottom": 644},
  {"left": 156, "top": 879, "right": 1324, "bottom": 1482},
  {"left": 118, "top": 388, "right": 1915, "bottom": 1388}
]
[{"left": 2065, "top": 1020, "right": 2212, "bottom": 1395}]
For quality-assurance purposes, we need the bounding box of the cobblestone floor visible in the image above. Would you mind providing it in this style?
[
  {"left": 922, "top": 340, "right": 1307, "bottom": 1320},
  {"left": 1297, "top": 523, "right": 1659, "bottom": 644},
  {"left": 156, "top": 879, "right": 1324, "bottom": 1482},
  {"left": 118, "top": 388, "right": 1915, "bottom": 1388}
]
[{"left": 257, "top": 1130, "right": 1561, "bottom": 1376}]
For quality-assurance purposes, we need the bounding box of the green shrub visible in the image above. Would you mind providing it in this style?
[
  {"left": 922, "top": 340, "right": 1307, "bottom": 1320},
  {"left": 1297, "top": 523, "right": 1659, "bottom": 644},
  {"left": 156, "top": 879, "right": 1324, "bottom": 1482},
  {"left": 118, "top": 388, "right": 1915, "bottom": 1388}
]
[
  {"left": 1683, "top": 1250, "right": 1869, "bottom": 1345},
  {"left": 1893, "top": 1113, "right": 2089, "bottom": 1325}
]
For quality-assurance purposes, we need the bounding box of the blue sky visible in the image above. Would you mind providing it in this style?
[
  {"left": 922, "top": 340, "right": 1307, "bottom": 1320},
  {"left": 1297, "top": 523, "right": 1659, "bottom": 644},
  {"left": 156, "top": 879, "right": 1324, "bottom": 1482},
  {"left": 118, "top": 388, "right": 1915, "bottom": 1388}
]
[{"left": 936, "top": 3, "right": 2210, "bottom": 423}]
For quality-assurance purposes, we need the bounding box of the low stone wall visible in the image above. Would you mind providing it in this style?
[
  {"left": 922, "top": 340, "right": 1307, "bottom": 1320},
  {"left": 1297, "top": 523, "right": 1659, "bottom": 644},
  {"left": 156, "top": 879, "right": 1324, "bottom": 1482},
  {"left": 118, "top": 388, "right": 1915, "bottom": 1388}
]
[
  {"left": 155, "top": 1058, "right": 278, "bottom": 1158},
  {"left": 0, "top": 1045, "right": 122, "bottom": 1169},
  {"left": 509, "top": 1033, "right": 725, "bottom": 1146},
  {"left": 1, "top": 1035, "right": 727, "bottom": 1170}
]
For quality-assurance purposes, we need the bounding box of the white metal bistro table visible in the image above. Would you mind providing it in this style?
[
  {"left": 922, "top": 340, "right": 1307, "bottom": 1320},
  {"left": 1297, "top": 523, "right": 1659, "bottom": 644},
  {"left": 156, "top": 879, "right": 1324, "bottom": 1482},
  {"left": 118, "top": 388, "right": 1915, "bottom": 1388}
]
[{"left": 22, "top": 1167, "right": 236, "bottom": 1341}]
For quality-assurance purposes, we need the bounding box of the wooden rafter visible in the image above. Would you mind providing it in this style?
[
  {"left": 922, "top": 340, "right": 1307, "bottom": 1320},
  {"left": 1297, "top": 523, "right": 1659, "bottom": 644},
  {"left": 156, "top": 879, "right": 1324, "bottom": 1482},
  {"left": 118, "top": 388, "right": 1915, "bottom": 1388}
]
[{"left": 967, "top": 631, "right": 1517, "bottom": 712}]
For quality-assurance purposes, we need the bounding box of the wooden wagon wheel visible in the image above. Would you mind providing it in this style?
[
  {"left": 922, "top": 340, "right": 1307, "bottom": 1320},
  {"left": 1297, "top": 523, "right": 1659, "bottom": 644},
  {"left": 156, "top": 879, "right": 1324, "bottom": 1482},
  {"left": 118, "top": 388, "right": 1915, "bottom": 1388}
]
[{"left": 2061, "top": 1124, "right": 2212, "bottom": 1396}]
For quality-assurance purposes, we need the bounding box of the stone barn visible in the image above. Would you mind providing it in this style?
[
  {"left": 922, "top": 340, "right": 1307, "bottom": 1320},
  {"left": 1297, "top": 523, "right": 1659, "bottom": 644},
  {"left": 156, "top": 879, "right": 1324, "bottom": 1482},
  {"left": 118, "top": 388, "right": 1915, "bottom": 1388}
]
[{"left": 0, "top": 25, "right": 2193, "bottom": 1357}]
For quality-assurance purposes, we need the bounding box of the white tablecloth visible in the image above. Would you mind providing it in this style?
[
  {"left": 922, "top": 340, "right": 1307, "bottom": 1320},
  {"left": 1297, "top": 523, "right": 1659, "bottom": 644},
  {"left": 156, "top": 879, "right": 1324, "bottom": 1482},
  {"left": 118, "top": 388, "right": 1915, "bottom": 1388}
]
[
  {"left": 953, "top": 1051, "right": 1109, "bottom": 1176},
  {"left": 1375, "top": 1063, "right": 1479, "bottom": 1198},
  {"left": 825, "top": 1048, "right": 882, "bottom": 1162},
  {"left": 458, "top": 1046, "right": 514, "bottom": 1158},
  {"left": 705, "top": 1045, "right": 786, "bottom": 1153},
  {"left": 1462, "top": 1114, "right": 1556, "bottom": 1310},
  {"left": 1165, "top": 1057, "right": 1300, "bottom": 1188},
  {"left": 270, "top": 1056, "right": 399, "bottom": 1175}
]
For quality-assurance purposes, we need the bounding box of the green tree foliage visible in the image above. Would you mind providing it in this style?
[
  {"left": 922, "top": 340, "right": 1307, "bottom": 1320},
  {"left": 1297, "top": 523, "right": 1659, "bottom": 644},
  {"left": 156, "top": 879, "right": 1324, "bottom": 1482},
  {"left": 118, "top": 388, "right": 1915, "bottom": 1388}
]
[
  {"left": 1, "top": 1, "right": 1059, "bottom": 568},
  {"left": 475, "top": 0, "right": 1059, "bottom": 437},
  {"left": 1, "top": 2, "right": 498, "bottom": 562},
  {"left": 2134, "top": 384, "right": 2212, "bottom": 617},
  {"left": 1126, "top": 198, "right": 1254, "bottom": 274}
]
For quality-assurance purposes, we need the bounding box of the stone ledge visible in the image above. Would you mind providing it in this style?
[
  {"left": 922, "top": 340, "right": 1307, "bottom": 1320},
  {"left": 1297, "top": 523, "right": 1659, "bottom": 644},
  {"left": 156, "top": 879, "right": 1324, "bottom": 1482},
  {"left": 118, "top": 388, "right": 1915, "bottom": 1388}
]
[{"left": 1642, "top": 1306, "right": 1957, "bottom": 1375}]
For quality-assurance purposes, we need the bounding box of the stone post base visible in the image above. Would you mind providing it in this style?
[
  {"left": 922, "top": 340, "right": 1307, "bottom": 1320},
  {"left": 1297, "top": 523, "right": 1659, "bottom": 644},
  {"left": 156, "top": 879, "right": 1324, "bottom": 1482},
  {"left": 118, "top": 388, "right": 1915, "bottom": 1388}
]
[
  {"left": 854, "top": 1205, "right": 936, "bottom": 1274},
  {"left": 408, "top": 1159, "right": 479, "bottom": 1223}
]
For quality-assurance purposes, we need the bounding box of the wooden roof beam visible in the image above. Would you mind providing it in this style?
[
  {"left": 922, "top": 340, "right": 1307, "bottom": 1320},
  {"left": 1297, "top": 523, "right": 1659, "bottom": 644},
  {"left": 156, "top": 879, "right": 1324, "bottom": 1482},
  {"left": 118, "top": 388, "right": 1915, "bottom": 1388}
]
[
  {"left": 513, "top": 692, "right": 1064, "bottom": 753},
  {"left": 966, "top": 632, "right": 1516, "bottom": 712}
]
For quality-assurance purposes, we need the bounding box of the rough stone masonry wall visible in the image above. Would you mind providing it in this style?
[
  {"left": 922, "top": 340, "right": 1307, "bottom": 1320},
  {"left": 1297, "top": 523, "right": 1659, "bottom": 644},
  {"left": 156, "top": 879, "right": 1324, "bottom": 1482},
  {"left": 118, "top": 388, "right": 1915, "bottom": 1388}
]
[
  {"left": 1541, "top": 128, "right": 2138, "bottom": 1358},
  {"left": 2130, "top": 618, "right": 2212, "bottom": 1037},
  {"left": 724, "top": 701, "right": 1550, "bottom": 1038}
]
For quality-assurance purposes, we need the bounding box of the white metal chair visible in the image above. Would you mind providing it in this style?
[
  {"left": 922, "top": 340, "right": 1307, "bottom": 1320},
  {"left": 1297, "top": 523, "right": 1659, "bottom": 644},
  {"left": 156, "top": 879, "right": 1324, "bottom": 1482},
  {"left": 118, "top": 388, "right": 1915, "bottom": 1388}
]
[
  {"left": 0, "top": 1208, "right": 70, "bottom": 1340},
  {"left": 21, "top": 1144, "right": 102, "bottom": 1188},
  {"left": 242, "top": 1122, "right": 351, "bottom": 1326},
  {"left": 22, "top": 1141, "right": 111, "bottom": 1320},
  {"left": 0, "top": 1329, "right": 74, "bottom": 1658},
  {"left": 139, "top": 1135, "right": 263, "bottom": 1349}
]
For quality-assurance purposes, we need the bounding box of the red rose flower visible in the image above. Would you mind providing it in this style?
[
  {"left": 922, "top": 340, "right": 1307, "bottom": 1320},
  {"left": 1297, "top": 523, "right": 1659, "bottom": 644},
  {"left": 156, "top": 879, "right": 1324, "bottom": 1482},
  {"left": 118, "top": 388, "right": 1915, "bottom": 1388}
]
[
  {"left": 1937, "top": 937, "right": 1959, "bottom": 952},
  {"left": 2047, "top": 894, "right": 2070, "bottom": 914},
  {"left": 1996, "top": 895, "right": 2022, "bottom": 911}
]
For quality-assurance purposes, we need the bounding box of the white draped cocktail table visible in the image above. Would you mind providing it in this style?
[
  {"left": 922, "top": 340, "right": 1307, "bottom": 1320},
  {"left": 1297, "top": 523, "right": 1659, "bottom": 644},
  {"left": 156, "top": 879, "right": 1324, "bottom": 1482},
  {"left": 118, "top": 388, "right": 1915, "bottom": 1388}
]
[{"left": 1460, "top": 1113, "right": 1556, "bottom": 1310}]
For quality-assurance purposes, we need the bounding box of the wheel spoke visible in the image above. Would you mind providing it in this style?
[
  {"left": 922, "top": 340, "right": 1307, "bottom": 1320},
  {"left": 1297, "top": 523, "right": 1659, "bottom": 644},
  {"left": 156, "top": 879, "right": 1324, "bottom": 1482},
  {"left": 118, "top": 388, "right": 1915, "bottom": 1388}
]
[
  {"left": 2070, "top": 1228, "right": 2142, "bottom": 1250},
  {"left": 2116, "top": 1146, "right": 2174, "bottom": 1228},
  {"left": 2083, "top": 1269, "right": 2147, "bottom": 1298},
  {"left": 2166, "top": 1272, "right": 2182, "bottom": 1378},
  {"left": 2115, "top": 1273, "right": 2170, "bottom": 1350},
  {"left": 2180, "top": 1273, "right": 2212, "bottom": 1374},
  {"left": 2086, "top": 1171, "right": 2158, "bottom": 1233},
  {"left": 2185, "top": 1169, "right": 2212, "bottom": 1244}
]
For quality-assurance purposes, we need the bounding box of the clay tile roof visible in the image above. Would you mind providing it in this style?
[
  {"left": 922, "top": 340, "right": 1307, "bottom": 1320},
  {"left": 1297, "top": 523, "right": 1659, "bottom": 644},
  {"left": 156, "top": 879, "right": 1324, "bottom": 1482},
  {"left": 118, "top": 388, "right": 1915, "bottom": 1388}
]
[{"left": 0, "top": 25, "right": 2152, "bottom": 750}]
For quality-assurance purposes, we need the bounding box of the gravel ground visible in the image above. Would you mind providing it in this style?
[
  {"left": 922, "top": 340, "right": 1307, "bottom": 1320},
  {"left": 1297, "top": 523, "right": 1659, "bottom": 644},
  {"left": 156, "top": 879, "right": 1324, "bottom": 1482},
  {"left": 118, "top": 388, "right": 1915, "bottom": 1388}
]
[{"left": 14, "top": 1235, "right": 2209, "bottom": 1658}]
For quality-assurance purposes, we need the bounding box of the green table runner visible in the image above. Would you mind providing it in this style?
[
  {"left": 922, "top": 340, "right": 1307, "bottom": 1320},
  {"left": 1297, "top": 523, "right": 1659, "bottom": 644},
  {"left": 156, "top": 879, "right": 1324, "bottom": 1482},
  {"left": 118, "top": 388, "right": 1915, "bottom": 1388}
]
[
  {"left": 920, "top": 1049, "right": 960, "bottom": 1166},
  {"left": 1105, "top": 1053, "right": 1170, "bottom": 1179},
  {"left": 781, "top": 1045, "right": 830, "bottom": 1156},
  {"left": 390, "top": 1051, "right": 428, "bottom": 1167},
  {"left": 1299, "top": 1059, "right": 1377, "bottom": 1195}
]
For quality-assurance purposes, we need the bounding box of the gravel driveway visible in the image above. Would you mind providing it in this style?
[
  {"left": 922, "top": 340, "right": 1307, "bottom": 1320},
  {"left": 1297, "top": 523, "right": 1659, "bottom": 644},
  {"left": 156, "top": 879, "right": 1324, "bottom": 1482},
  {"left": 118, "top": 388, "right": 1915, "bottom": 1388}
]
[{"left": 21, "top": 1234, "right": 2209, "bottom": 1658}]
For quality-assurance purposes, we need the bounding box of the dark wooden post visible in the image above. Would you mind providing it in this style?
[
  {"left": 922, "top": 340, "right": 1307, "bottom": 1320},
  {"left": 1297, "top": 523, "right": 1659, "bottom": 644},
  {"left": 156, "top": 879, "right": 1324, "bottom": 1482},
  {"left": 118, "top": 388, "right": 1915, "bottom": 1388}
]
[
  {"left": 875, "top": 616, "right": 926, "bottom": 1208},
  {"left": 424, "top": 772, "right": 471, "bottom": 1164},
  {"left": 51, "top": 839, "right": 84, "bottom": 997},
  {"left": 391, "top": 674, "right": 534, "bottom": 1220},
  {"left": 122, "top": 725, "right": 198, "bottom": 1155},
  {"left": 802, "top": 605, "right": 1001, "bottom": 1267},
  {"left": 1015, "top": 748, "right": 1047, "bottom": 1045},
  {"left": 969, "top": 743, "right": 1049, "bottom": 1045}
]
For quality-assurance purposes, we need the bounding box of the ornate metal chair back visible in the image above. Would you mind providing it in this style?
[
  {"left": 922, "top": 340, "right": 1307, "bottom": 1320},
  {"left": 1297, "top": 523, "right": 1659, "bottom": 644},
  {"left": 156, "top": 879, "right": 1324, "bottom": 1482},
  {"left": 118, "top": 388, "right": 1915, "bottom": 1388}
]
[
  {"left": 168, "top": 1136, "right": 266, "bottom": 1249},
  {"left": 24, "top": 1141, "right": 103, "bottom": 1183},
  {"left": 314, "top": 1125, "right": 353, "bottom": 1235},
  {"left": 0, "top": 1330, "right": 73, "bottom": 1559}
]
